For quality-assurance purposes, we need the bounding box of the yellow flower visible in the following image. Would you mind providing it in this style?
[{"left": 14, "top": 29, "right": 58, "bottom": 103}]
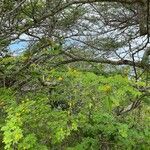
[
  {"left": 73, "top": 69, "right": 77, "bottom": 73},
  {"left": 14, "top": 132, "right": 23, "bottom": 141},
  {"left": 16, "top": 113, "right": 20, "bottom": 116},
  {"left": 47, "top": 78, "right": 51, "bottom": 81},
  {"left": 67, "top": 111, "right": 71, "bottom": 115},
  {"left": 69, "top": 102, "right": 72, "bottom": 107},
  {"left": 58, "top": 77, "right": 63, "bottom": 81},
  {"left": 89, "top": 103, "right": 93, "bottom": 109},
  {"left": 103, "top": 85, "right": 112, "bottom": 93}
]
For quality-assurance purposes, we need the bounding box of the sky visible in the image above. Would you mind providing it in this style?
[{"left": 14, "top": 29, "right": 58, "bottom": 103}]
[
  {"left": 8, "top": 32, "right": 147, "bottom": 61},
  {"left": 9, "top": 41, "right": 27, "bottom": 52},
  {"left": 8, "top": 34, "right": 30, "bottom": 55}
]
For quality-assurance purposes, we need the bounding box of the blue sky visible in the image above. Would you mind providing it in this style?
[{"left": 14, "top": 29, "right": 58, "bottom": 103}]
[
  {"left": 8, "top": 34, "right": 31, "bottom": 54},
  {"left": 9, "top": 40, "right": 28, "bottom": 54}
]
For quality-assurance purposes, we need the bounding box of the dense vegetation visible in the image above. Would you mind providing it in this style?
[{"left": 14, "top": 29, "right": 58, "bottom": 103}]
[
  {"left": 0, "top": 51, "right": 149, "bottom": 149},
  {"left": 0, "top": 0, "right": 150, "bottom": 149}
]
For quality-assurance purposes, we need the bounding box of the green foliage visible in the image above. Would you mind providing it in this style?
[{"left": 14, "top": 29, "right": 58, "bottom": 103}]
[
  {"left": 0, "top": 67, "right": 149, "bottom": 149},
  {"left": 1, "top": 1, "right": 150, "bottom": 149}
]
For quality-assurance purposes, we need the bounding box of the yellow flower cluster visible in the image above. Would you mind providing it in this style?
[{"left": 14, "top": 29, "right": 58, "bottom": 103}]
[
  {"left": 103, "top": 85, "right": 112, "bottom": 93},
  {"left": 58, "top": 77, "right": 63, "bottom": 81}
]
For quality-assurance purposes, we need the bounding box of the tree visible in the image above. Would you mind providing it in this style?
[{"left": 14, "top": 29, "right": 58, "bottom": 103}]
[
  {"left": 0, "top": 0, "right": 150, "bottom": 65},
  {"left": 0, "top": 0, "right": 149, "bottom": 87},
  {"left": 0, "top": 0, "right": 150, "bottom": 149}
]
